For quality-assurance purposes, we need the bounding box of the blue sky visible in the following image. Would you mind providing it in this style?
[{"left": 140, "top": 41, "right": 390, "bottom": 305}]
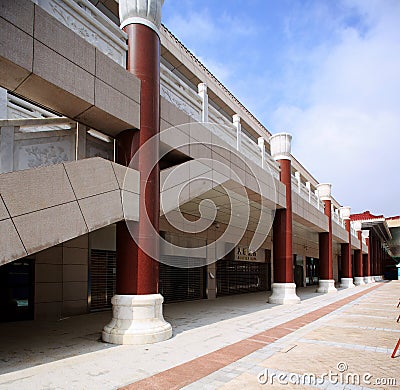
[{"left": 162, "top": 0, "right": 400, "bottom": 217}]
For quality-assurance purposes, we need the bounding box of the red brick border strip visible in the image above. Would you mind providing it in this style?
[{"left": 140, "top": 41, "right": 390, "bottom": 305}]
[{"left": 121, "top": 284, "right": 383, "bottom": 390}]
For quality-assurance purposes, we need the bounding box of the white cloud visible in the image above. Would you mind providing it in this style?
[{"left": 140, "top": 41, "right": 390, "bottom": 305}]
[
  {"left": 163, "top": 0, "right": 400, "bottom": 216},
  {"left": 270, "top": 0, "right": 400, "bottom": 216},
  {"left": 196, "top": 56, "right": 233, "bottom": 84},
  {"left": 164, "top": 7, "right": 257, "bottom": 45}
]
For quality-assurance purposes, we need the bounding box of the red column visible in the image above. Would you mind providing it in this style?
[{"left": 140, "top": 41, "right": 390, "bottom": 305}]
[
  {"left": 370, "top": 233, "right": 375, "bottom": 275},
  {"left": 373, "top": 234, "right": 378, "bottom": 276},
  {"left": 354, "top": 231, "right": 363, "bottom": 278},
  {"left": 116, "top": 23, "right": 161, "bottom": 295},
  {"left": 378, "top": 239, "right": 382, "bottom": 275},
  {"left": 273, "top": 159, "right": 294, "bottom": 283},
  {"left": 341, "top": 219, "right": 352, "bottom": 278},
  {"left": 363, "top": 236, "right": 371, "bottom": 277},
  {"left": 319, "top": 199, "right": 333, "bottom": 280}
]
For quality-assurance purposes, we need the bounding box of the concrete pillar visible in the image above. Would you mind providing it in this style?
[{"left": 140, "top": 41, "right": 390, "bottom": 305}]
[
  {"left": 370, "top": 232, "right": 376, "bottom": 277},
  {"left": 372, "top": 233, "right": 378, "bottom": 280},
  {"left": 0, "top": 87, "right": 7, "bottom": 118},
  {"left": 294, "top": 171, "right": 301, "bottom": 193},
  {"left": 233, "top": 114, "right": 241, "bottom": 152},
  {"left": 339, "top": 207, "right": 355, "bottom": 288},
  {"left": 207, "top": 263, "right": 217, "bottom": 299},
  {"left": 306, "top": 181, "right": 311, "bottom": 203},
  {"left": 198, "top": 83, "right": 208, "bottom": 122},
  {"left": 316, "top": 184, "right": 336, "bottom": 293},
  {"left": 258, "top": 137, "right": 266, "bottom": 169},
  {"left": 354, "top": 229, "right": 364, "bottom": 285},
  {"left": 76, "top": 123, "right": 87, "bottom": 160},
  {"left": 0, "top": 126, "right": 16, "bottom": 173},
  {"left": 103, "top": 0, "right": 172, "bottom": 345},
  {"left": 268, "top": 133, "right": 300, "bottom": 304},
  {"left": 363, "top": 231, "right": 373, "bottom": 283}
]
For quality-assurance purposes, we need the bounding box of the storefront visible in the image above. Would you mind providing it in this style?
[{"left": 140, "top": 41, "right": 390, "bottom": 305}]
[
  {"left": 216, "top": 247, "right": 270, "bottom": 296},
  {"left": 159, "top": 256, "right": 207, "bottom": 303},
  {"left": 0, "top": 258, "right": 34, "bottom": 321},
  {"left": 306, "top": 257, "right": 319, "bottom": 286}
]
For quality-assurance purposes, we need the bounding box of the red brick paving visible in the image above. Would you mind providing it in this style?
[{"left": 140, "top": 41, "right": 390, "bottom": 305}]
[{"left": 120, "top": 284, "right": 383, "bottom": 390}]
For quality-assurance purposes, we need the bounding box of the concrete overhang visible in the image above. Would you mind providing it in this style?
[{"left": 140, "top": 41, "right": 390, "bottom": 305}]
[
  {"left": 0, "top": 157, "right": 139, "bottom": 266},
  {"left": 0, "top": 0, "right": 140, "bottom": 136},
  {"left": 361, "top": 219, "right": 392, "bottom": 242},
  {"left": 292, "top": 192, "right": 329, "bottom": 233},
  {"left": 387, "top": 226, "right": 400, "bottom": 260}
]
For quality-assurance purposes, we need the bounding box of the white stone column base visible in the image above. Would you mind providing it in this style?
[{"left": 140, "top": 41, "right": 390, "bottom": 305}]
[
  {"left": 316, "top": 279, "right": 337, "bottom": 293},
  {"left": 373, "top": 275, "right": 381, "bottom": 282},
  {"left": 268, "top": 283, "right": 301, "bottom": 305},
  {"left": 102, "top": 294, "right": 172, "bottom": 345},
  {"left": 354, "top": 277, "right": 365, "bottom": 286},
  {"left": 364, "top": 276, "right": 374, "bottom": 284},
  {"left": 340, "top": 278, "right": 355, "bottom": 289}
]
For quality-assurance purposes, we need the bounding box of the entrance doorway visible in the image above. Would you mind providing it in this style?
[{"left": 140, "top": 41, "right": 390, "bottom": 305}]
[
  {"left": 89, "top": 249, "right": 116, "bottom": 311},
  {"left": 159, "top": 256, "right": 207, "bottom": 303},
  {"left": 306, "top": 257, "right": 319, "bottom": 286},
  {"left": 0, "top": 259, "right": 34, "bottom": 321},
  {"left": 216, "top": 260, "right": 270, "bottom": 296}
]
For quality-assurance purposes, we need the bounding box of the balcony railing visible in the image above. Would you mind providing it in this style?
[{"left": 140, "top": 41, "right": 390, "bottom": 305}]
[
  {"left": 332, "top": 209, "right": 345, "bottom": 227},
  {"left": 208, "top": 104, "right": 232, "bottom": 128},
  {"left": 31, "top": 0, "right": 338, "bottom": 219},
  {"left": 0, "top": 90, "right": 114, "bottom": 174},
  {"left": 241, "top": 132, "right": 261, "bottom": 167},
  {"left": 160, "top": 64, "right": 202, "bottom": 121},
  {"left": 33, "top": 0, "right": 127, "bottom": 66}
]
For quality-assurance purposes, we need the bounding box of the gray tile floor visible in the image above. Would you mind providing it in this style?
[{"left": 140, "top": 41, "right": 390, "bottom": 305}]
[{"left": 0, "top": 283, "right": 389, "bottom": 389}]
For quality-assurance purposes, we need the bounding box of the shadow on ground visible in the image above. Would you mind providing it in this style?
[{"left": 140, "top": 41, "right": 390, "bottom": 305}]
[{"left": 0, "top": 285, "right": 325, "bottom": 375}]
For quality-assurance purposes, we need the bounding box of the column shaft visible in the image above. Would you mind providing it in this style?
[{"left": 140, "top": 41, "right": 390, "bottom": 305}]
[
  {"left": 363, "top": 237, "right": 371, "bottom": 276},
  {"left": 354, "top": 231, "right": 362, "bottom": 277},
  {"left": 341, "top": 219, "right": 352, "bottom": 278},
  {"left": 319, "top": 199, "right": 332, "bottom": 280},
  {"left": 116, "top": 24, "right": 161, "bottom": 295},
  {"left": 273, "top": 159, "right": 293, "bottom": 283}
]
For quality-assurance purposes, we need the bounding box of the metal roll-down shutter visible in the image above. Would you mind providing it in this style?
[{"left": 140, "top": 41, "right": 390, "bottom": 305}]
[
  {"left": 159, "top": 256, "right": 206, "bottom": 303},
  {"left": 216, "top": 259, "right": 269, "bottom": 296},
  {"left": 90, "top": 249, "right": 116, "bottom": 311}
]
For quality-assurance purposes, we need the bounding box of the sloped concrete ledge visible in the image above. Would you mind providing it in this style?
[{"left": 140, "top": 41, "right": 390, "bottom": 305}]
[{"left": 0, "top": 158, "right": 139, "bottom": 266}]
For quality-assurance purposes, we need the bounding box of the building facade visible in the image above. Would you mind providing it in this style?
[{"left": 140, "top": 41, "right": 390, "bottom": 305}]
[{"left": 0, "top": 0, "right": 396, "bottom": 343}]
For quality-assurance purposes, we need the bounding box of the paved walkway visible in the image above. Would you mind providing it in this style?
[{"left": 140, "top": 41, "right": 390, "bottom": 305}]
[{"left": 0, "top": 282, "right": 398, "bottom": 389}]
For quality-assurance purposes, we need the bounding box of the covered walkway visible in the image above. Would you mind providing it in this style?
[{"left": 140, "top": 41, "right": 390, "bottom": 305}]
[{"left": 0, "top": 283, "right": 396, "bottom": 389}]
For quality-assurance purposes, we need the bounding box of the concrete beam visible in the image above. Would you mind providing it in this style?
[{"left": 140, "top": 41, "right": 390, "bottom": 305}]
[{"left": 0, "top": 0, "right": 140, "bottom": 136}]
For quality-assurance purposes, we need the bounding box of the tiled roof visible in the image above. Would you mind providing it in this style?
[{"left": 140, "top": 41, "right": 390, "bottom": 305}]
[{"left": 350, "top": 210, "right": 385, "bottom": 221}]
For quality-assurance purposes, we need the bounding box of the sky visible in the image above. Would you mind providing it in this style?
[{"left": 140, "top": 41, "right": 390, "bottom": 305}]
[{"left": 162, "top": 0, "right": 400, "bottom": 217}]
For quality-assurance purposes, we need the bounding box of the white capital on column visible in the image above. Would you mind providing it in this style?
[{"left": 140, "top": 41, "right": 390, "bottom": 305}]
[
  {"left": 119, "top": 0, "right": 164, "bottom": 35},
  {"left": 269, "top": 133, "right": 292, "bottom": 161},
  {"left": 339, "top": 206, "right": 351, "bottom": 220},
  {"left": 316, "top": 183, "right": 332, "bottom": 201}
]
